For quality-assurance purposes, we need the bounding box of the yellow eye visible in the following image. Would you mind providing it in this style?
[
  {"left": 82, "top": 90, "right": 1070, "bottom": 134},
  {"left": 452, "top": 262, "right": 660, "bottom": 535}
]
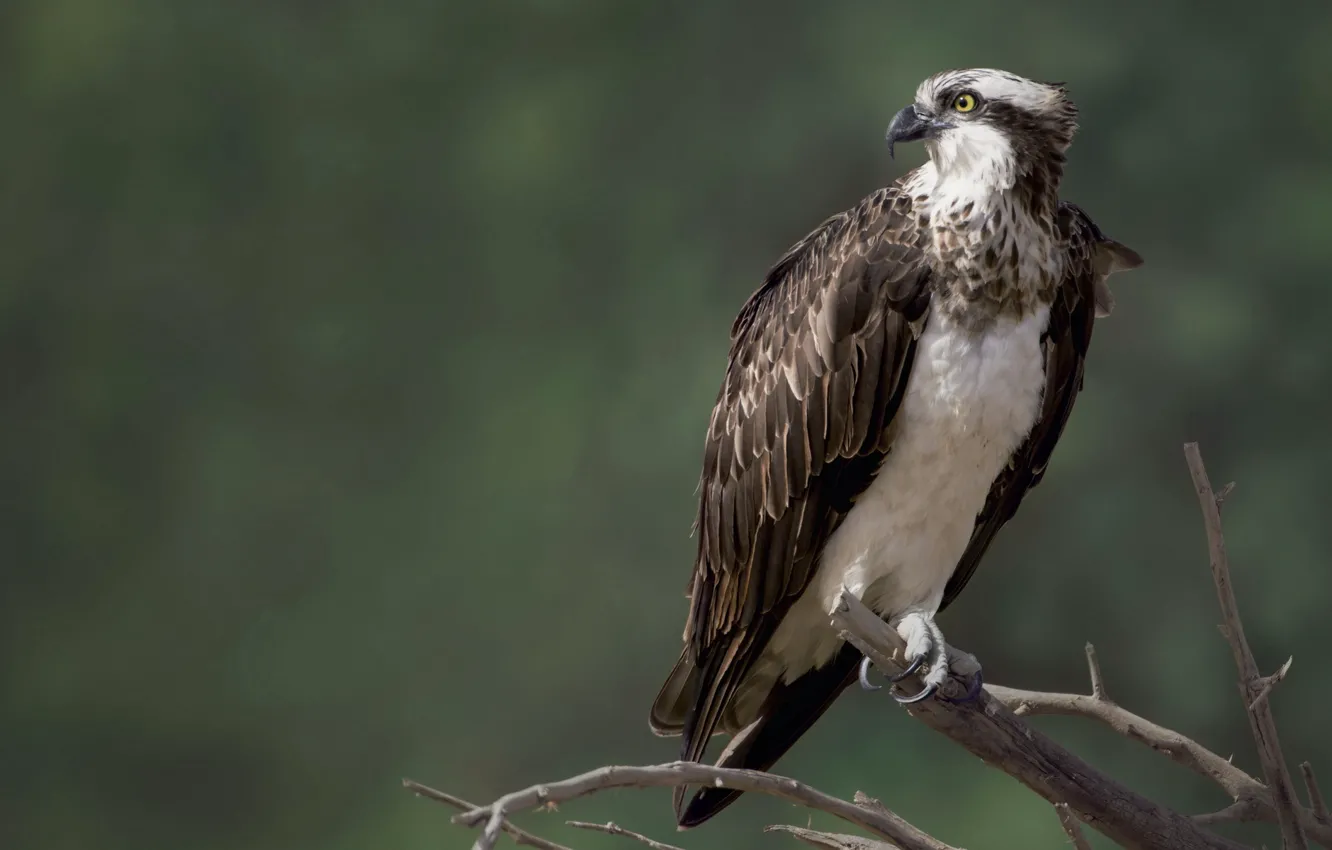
[{"left": 953, "top": 93, "right": 978, "bottom": 113}]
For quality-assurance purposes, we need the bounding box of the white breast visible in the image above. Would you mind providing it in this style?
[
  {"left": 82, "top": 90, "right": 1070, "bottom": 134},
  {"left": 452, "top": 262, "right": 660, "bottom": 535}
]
[{"left": 763, "top": 305, "right": 1050, "bottom": 682}]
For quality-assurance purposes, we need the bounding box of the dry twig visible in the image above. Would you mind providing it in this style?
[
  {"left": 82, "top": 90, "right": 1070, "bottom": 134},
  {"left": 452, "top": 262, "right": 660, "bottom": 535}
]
[
  {"left": 444, "top": 762, "right": 958, "bottom": 850},
  {"left": 1303, "top": 763, "right": 1329, "bottom": 823},
  {"left": 1186, "top": 442, "right": 1308, "bottom": 849},
  {"left": 766, "top": 824, "right": 900, "bottom": 850},
  {"left": 1084, "top": 643, "right": 1109, "bottom": 702},
  {"left": 566, "top": 820, "right": 687, "bottom": 850},
  {"left": 401, "top": 780, "right": 576, "bottom": 850},
  {"left": 1247, "top": 657, "right": 1295, "bottom": 713},
  {"left": 1055, "top": 803, "right": 1093, "bottom": 850}
]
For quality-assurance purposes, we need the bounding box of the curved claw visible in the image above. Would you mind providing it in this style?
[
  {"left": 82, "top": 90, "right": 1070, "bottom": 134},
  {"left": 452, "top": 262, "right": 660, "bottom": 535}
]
[
  {"left": 893, "top": 682, "right": 937, "bottom": 705},
  {"left": 890, "top": 655, "right": 925, "bottom": 683},
  {"left": 857, "top": 655, "right": 882, "bottom": 691},
  {"left": 942, "top": 667, "right": 986, "bottom": 704}
]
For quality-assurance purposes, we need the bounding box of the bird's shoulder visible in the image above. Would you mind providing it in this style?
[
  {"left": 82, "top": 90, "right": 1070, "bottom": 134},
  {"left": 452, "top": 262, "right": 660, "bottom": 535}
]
[{"left": 729, "top": 182, "right": 930, "bottom": 345}]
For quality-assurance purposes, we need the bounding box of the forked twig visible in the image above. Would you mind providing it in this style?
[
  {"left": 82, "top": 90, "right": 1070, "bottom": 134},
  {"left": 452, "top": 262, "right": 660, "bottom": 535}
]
[
  {"left": 444, "top": 762, "right": 957, "bottom": 850},
  {"left": 1185, "top": 442, "right": 1308, "bottom": 849},
  {"left": 401, "top": 780, "right": 576, "bottom": 850}
]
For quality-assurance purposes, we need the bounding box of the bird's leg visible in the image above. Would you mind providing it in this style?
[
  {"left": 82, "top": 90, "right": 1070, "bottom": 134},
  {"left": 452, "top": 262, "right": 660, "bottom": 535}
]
[{"left": 856, "top": 608, "right": 985, "bottom": 704}]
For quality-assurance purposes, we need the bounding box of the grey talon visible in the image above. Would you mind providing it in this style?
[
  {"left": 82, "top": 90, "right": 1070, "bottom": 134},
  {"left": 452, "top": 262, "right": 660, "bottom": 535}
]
[
  {"left": 858, "top": 655, "right": 882, "bottom": 691},
  {"left": 890, "top": 655, "right": 925, "bottom": 682},
  {"left": 893, "top": 682, "right": 938, "bottom": 705}
]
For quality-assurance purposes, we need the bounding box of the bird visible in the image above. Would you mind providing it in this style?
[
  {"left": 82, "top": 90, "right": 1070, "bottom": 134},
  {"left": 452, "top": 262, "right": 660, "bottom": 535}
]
[{"left": 648, "top": 68, "right": 1143, "bottom": 828}]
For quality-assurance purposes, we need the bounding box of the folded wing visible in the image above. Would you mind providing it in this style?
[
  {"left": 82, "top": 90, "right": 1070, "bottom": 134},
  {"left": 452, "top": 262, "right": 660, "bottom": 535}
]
[{"left": 650, "top": 185, "right": 932, "bottom": 824}]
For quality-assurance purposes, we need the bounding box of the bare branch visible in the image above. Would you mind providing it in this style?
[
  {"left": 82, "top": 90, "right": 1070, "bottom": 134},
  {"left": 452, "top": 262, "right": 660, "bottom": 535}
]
[
  {"left": 986, "top": 679, "right": 1332, "bottom": 845},
  {"left": 834, "top": 589, "right": 1249, "bottom": 850},
  {"left": 1085, "top": 643, "right": 1110, "bottom": 702},
  {"left": 401, "top": 779, "right": 577, "bottom": 850},
  {"left": 566, "top": 821, "right": 686, "bottom": 850},
  {"left": 766, "top": 824, "right": 901, "bottom": 850},
  {"left": 982, "top": 683, "right": 1259, "bottom": 802},
  {"left": 1185, "top": 442, "right": 1308, "bottom": 850},
  {"left": 442, "top": 762, "right": 959, "bottom": 850},
  {"left": 1302, "top": 763, "right": 1329, "bottom": 823},
  {"left": 1055, "top": 803, "right": 1093, "bottom": 850},
  {"left": 1194, "top": 799, "right": 1266, "bottom": 827}
]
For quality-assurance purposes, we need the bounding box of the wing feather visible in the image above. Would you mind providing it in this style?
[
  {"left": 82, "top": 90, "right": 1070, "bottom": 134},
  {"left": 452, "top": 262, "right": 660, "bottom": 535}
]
[{"left": 662, "top": 186, "right": 931, "bottom": 773}]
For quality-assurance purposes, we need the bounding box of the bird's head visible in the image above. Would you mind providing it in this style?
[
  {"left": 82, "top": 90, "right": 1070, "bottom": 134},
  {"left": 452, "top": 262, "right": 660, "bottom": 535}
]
[{"left": 886, "top": 69, "right": 1078, "bottom": 189}]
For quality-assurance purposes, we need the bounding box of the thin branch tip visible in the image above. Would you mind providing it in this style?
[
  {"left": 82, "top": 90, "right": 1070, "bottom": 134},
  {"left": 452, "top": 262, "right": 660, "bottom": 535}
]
[
  {"left": 567, "top": 820, "right": 688, "bottom": 850},
  {"left": 1184, "top": 443, "right": 1309, "bottom": 849},
  {"left": 403, "top": 779, "right": 575, "bottom": 850},
  {"left": 1248, "top": 657, "right": 1294, "bottom": 712},
  {"left": 1084, "top": 642, "right": 1109, "bottom": 701},
  {"left": 1055, "top": 804, "right": 1093, "bottom": 850},
  {"left": 1302, "top": 762, "right": 1329, "bottom": 822}
]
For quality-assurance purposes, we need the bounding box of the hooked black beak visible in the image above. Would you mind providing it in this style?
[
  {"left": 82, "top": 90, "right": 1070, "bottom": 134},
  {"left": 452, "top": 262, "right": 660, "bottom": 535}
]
[{"left": 885, "top": 105, "right": 945, "bottom": 158}]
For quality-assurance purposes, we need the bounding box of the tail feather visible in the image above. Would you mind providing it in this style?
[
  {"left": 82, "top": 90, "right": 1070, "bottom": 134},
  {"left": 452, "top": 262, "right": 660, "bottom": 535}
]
[
  {"left": 672, "top": 628, "right": 765, "bottom": 818},
  {"left": 676, "top": 643, "right": 862, "bottom": 828},
  {"left": 649, "top": 649, "right": 696, "bottom": 736}
]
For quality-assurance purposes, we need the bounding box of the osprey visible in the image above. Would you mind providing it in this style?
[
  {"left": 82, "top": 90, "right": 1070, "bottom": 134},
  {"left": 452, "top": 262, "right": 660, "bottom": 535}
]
[{"left": 649, "top": 69, "right": 1143, "bottom": 827}]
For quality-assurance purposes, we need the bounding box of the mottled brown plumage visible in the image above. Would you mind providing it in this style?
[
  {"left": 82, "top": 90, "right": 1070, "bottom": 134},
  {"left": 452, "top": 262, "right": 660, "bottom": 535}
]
[{"left": 650, "top": 69, "right": 1143, "bottom": 828}]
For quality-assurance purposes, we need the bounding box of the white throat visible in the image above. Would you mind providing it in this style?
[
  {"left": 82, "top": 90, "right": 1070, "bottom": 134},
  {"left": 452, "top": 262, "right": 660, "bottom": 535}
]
[
  {"left": 901, "top": 122, "right": 1022, "bottom": 225},
  {"left": 926, "top": 122, "right": 1017, "bottom": 195},
  {"left": 905, "top": 124, "right": 1061, "bottom": 292}
]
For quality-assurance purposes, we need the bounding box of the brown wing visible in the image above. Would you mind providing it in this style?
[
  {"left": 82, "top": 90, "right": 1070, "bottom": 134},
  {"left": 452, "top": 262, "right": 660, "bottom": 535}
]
[
  {"left": 939, "top": 202, "right": 1143, "bottom": 610},
  {"left": 659, "top": 185, "right": 932, "bottom": 769}
]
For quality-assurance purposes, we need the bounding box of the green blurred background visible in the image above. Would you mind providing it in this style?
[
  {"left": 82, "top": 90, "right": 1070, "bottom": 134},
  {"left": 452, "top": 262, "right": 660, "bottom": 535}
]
[{"left": 5, "top": 1, "right": 1331, "bottom": 848}]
